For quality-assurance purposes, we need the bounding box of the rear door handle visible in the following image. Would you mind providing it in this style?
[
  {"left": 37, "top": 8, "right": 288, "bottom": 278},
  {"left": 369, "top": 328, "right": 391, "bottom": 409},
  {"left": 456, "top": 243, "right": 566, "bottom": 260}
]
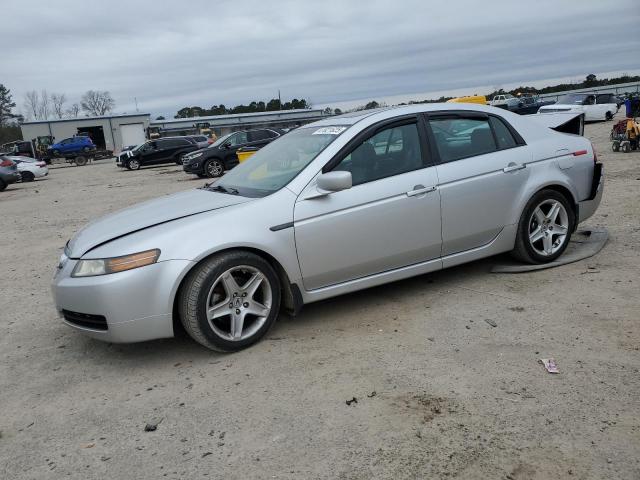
[
  {"left": 406, "top": 185, "right": 437, "bottom": 197},
  {"left": 503, "top": 163, "right": 526, "bottom": 173}
]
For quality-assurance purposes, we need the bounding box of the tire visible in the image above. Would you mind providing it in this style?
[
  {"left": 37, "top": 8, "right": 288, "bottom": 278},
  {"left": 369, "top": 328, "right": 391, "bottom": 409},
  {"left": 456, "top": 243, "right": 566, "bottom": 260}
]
[
  {"left": 203, "top": 158, "right": 224, "bottom": 178},
  {"left": 612, "top": 142, "right": 620, "bottom": 152},
  {"left": 605, "top": 111, "right": 613, "bottom": 121},
  {"left": 511, "top": 189, "right": 575, "bottom": 264},
  {"left": 179, "top": 251, "right": 281, "bottom": 352},
  {"left": 21, "top": 171, "right": 35, "bottom": 182},
  {"left": 75, "top": 156, "right": 88, "bottom": 166},
  {"left": 622, "top": 142, "right": 631, "bottom": 153},
  {"left": 127, "top": 158, "right": 140, "bottom": 170},
  {"left": 0, "top": 179, "right": 6, "bottom": 192}
]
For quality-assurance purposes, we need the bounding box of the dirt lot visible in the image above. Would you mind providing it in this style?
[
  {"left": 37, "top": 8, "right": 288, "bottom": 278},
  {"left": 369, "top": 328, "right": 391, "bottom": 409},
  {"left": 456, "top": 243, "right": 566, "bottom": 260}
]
[{"left": 1, "top": 116, "right": 639, "bottom": 480}]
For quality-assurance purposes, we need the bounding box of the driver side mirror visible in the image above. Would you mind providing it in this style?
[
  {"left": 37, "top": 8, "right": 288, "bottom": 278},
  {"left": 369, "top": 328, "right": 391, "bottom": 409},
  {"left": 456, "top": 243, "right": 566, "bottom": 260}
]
[
  {"left": 223, "top": 141, "right": 232, "bottom": 149},
  {"left": 317, "top": 171, "right": 352, "bottom": 193}
]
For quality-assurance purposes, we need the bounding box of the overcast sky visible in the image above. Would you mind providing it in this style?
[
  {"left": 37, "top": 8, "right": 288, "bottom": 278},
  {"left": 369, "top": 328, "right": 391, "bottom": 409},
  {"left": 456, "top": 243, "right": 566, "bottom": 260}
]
[{"left": 3, "top": 0, "right": 640, "bottom": 118}]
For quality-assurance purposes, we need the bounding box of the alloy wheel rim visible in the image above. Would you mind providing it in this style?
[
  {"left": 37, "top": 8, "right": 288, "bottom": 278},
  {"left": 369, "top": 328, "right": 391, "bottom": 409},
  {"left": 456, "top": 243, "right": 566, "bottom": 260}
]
[
  {"left": 528, "top": 199, "right": 569, "bottom": 256},
  {"left": 207, "top": 161, "right": 222, "bottom": 176},
  {"left": 129, "top": 160, "right": 139, "bottom": 169},
  {"left": 205, "top": 265, "right": 272, "bottom": 341}
]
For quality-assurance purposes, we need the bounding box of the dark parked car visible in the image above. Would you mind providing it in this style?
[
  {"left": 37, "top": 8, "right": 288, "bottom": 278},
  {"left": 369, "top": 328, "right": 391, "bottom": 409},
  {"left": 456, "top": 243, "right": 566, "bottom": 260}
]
[
  {"left": 116, "top": 137, "right": 199, "bottom": 170},
  {"left": 0, "top": 157, "right": 21, "bottom": 191},
  {"left": 182, "top": 128, "right": 283, "bottom": 177}
]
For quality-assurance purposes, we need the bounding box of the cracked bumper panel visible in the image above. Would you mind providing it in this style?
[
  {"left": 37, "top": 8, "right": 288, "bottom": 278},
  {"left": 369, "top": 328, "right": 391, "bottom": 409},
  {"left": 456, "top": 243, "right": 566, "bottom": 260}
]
[{"left": 52, "top": 259, "right": 193, "bottom": 343}]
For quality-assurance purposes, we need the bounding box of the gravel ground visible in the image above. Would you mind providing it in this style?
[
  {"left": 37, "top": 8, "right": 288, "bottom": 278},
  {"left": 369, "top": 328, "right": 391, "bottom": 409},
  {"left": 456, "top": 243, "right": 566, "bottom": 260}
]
[{"left": 1, "top": 115, "right": 639, "bottom": 479}]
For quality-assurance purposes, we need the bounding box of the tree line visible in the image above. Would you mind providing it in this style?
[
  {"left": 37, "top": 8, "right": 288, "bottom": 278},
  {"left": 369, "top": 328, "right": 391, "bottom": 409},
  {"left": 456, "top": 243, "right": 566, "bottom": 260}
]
[
  {"left": 174, "top": 98, "right": 310, "bottom": 118},
  {"left": 22, "top": 89, "right": 115, "bottom": 121}
]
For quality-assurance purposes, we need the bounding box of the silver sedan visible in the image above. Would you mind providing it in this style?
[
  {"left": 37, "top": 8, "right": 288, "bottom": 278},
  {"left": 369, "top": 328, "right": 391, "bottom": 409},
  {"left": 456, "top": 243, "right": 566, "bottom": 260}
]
[{"left": 52, "top": 104, "right": 603, "bottom": 351}]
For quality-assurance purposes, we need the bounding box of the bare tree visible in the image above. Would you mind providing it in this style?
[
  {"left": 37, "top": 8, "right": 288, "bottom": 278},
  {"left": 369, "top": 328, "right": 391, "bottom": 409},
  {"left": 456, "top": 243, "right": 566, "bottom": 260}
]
[
  {"left": 24, "top": 90, "right": 40, "bottom": 120},
  {"left": 38, "top": 89, "right": 50, "bottom": 120},
  {"left": 50, "top": 93, "right": 67, "bottom": 119},
  {"left": 66, "top": 103, "right": 80, "bottom": 118},
  {"left": 81, "top": 90, "right": 115, "bottom": 116}
]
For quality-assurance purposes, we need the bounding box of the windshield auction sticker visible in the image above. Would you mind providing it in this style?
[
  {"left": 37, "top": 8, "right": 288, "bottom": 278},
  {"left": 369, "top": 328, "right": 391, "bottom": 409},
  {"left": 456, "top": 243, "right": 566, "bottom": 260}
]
[{"left": 313, "top": 126, "right": 347, "bottom": 135}]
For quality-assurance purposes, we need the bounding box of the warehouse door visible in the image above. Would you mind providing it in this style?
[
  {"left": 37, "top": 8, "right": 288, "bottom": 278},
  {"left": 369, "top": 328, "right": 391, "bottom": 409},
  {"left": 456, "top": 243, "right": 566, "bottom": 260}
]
[{"left": 120, "top": 123, "right": 146, "bottom": 150}]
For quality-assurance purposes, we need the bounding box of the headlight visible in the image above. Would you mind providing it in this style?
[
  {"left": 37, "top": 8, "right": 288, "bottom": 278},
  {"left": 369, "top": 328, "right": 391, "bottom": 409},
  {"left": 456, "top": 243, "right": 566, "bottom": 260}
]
[
  {"left": 190, "top": 152, "right": 204, "bottom": 159},
  {"left": 72, "top": 249, "right": 160, "bottom": 277}
]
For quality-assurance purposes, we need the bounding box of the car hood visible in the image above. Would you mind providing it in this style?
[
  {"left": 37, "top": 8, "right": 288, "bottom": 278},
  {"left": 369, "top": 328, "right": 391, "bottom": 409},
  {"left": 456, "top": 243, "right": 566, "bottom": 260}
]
[{"left": 67, "top": 189, "right": 250, "bottom": 258}]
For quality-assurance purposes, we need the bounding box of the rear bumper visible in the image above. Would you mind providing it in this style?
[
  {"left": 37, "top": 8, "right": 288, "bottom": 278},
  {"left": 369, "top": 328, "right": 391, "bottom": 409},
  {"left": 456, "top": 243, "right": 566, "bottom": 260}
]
[{"left": 578, "top": 163, "right": 603, "bottom": 223}]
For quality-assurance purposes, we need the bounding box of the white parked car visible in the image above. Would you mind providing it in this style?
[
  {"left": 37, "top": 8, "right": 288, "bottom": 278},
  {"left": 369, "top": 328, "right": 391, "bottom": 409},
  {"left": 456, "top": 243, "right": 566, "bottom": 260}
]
[
  {"left": 538, "top": 93, "right": 618, "bottom": 121},
  {"left": 8, "top": 156, "right": 49, "bottom": 182},
  {"left": 490, "top": 94, "right": 520, "bottom": 109}
]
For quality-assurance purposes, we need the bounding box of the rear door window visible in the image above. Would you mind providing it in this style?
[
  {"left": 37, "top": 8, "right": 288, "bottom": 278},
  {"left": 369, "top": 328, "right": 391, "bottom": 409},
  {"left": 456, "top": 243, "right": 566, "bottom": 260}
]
[{"left": 428, "top": 117, "right": 497, "bottom": 162}]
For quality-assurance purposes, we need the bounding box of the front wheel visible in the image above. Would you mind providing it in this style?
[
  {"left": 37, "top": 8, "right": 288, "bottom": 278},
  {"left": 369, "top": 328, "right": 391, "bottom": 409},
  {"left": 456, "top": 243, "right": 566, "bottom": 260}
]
[
  {"left": 511, "top": 189, "right": 575, "bottom": 264},
  {"left": 127, "top": 158, "right": 140, "bottom": 170},
  {"left": 605, "top": 111, "right": 613, "bottom": 121},
  {"left": 204, "top": 158, "right": 224, "bottom": 177},
  {"left": 179, "top": 251, "right": 281, "bottom": 352}
]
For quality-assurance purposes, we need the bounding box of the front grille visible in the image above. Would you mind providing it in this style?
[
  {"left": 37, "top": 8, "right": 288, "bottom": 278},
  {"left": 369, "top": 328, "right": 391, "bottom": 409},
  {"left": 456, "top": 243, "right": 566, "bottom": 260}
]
[{"left": 62, "top": 310, "right": 108, "bottom": 331}]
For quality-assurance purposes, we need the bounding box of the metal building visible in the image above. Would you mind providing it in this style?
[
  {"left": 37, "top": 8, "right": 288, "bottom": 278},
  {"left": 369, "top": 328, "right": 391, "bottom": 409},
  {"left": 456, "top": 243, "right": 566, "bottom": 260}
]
[
  {"left": 150, "top": 109, "right": 328, "bottom": 137},
  {"left": 20, "top": 113, "right": 150, "bottom": 153}
]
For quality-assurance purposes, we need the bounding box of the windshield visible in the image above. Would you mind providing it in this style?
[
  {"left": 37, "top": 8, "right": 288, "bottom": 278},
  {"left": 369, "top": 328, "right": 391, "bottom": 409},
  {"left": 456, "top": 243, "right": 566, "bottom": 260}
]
[
  {"left": 132, "top": 141, "right": 152, "bottom": 152},
  {"left": 556, "top": 94, "right": 589, "bottom": 105},
  {"left": 208, "top": 125, "right": 347, "bottom": 198},
  {"left": 208, "top": 133, "right": 233, "bottom": 148}
]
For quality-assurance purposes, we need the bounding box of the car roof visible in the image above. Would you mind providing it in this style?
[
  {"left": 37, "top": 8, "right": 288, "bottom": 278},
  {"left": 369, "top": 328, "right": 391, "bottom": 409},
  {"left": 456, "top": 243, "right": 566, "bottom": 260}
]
[{"left": 304, "top": 102, "right": 516, "bottom": 128}]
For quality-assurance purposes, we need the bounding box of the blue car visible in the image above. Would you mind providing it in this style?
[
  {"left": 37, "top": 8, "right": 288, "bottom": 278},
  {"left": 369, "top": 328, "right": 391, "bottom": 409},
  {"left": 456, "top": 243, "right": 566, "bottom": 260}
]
[{"left": 49, "top": 136, "right": 95, "bottom": 156}]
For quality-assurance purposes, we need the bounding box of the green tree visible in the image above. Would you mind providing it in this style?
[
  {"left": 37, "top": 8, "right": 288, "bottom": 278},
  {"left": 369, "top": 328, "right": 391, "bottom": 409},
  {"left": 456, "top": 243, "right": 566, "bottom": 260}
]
[
  {"left": 0, "top": 84, "right": 17, "bottom": 126},
  {"left": 155, "top": 115, "right": 165, "bottom": 120}
]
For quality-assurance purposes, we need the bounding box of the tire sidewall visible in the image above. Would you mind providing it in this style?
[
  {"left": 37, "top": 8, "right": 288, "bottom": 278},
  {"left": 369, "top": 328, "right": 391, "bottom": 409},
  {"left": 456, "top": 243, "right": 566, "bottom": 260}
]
[
  {"left": 0, "top": 179, "right": 6, "bottom": 191},
  {"left": 21, "top": 171, "right": 35, "bottom": 182},
  {"left": 189, "top": 252, "right": 281, "bottom": 351},
  {"left": 517, "top": 190, "right": 575, "bottom": 264}
]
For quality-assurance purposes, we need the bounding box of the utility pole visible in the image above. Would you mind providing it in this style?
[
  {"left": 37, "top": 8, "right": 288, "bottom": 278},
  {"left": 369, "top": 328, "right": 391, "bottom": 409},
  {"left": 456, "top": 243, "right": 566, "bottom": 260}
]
[
  {"left": 134, "top": 97, "right": 139, "bottom": 112},
  {"left": 278, "top": 90, "right": 281, "bottom": 110}
]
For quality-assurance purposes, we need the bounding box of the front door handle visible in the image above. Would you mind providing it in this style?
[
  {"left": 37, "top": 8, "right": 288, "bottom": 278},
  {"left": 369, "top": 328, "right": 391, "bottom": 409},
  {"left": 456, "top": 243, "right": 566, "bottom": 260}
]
[
  {"left": 503, "top": 162, "right": 526, "bottom": 173},
  {"left": 406, "top": 185, "right": 437, "bottom": 197}
]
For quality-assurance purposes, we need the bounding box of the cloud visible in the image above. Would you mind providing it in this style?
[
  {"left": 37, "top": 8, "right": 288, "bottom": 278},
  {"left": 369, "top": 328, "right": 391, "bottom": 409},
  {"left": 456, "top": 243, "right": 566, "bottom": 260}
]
[{"left": 2, "top": 0, "right": 639, "bottom": 117}]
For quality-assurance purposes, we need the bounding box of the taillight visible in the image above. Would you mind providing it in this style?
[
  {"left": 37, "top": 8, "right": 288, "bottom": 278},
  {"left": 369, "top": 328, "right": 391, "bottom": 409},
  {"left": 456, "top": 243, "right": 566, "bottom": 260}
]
[
  {"left": 36, "top": 162, "right": 46, "bottom": 167},
  {"left": 0, "top": 159, "right": 13, "bottom": 167}
]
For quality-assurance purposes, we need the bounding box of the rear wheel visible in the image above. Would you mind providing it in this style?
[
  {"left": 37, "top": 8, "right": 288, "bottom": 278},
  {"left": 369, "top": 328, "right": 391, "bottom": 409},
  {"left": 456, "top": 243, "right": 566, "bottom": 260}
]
[
  {"left": 0, "top": 179, "right": 6, "bottom": 192},
  {"left": 21, "top": 171, "right": 35, "bottom": 182},
  {"left": 179, "top": 251, "right": 281, "bottom": 352},
  {"left": 75, "top": 156, "right": 88, "bottom": 166},
  {"left": 511, "top": 189, "right": 574, "bottom": 264},
  {"left": 622, "top": 142, "right": 631, "bottom": 153},
  {"left": 605, "top": 111, "right": 613, "bottom": 121},
  {"left": 204, "top": 158, "right": 224, "bottom": 177}
]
